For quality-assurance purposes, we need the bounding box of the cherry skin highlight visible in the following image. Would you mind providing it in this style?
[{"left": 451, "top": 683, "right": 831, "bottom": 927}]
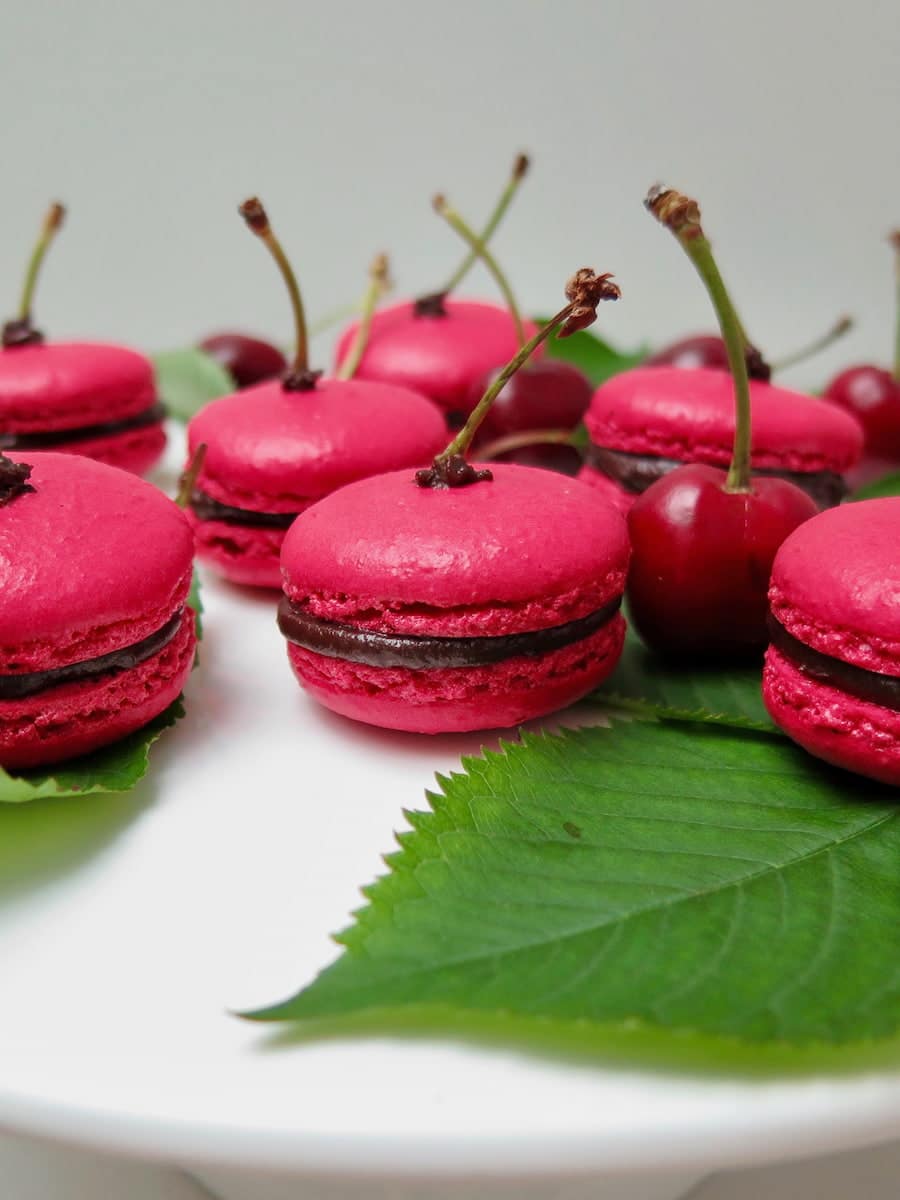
[
  {"left": 626, "top": 464, "right": 818, "bottom": 660},
  {"left": 199, "top": 332, "right": 287, "bottom": 389},
  {"left": 646, "top": 334, "right": 730, "bottom": 370},
  {"left": 823, "top": 364, "right": 900, "bottom": 460}
]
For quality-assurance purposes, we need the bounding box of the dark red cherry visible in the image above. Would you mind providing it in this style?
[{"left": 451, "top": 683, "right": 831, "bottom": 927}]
[
  {"left": 198, "top": 332, "right": 287, "bottom": 389},
  {"left": 472, "top": 359, "right": 592, "bottom": 440},
  {"left": 626, "top": 464, "right": 817, "bottom": 660},
  {"left": 823, "top": 364, "right": 900, "bottom": 460},
  {"left": 488, "top": 442, "right": 584, "bottom": 476},
  {"left": 645, "top": 334, "right": 730, "bottom": 370}
]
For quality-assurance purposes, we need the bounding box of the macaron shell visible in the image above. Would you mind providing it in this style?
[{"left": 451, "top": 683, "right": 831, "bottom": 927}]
[
  {"left": 585, "top": 366, "right": 864, "bottom": 472},
  {"left": 0, "top": 342, "right": 157, "bottom": 430},
  {"left": 0, "top": 453, "right": 194, "bottom": 671},
  {"left": 188, "top": 377, "right": 446, "bottom": 511},
  {"left": 287, "top": 612, "right": 625, "bottom": 734},
  {"left": 0, "top": 608, "right": 196, "bottom": 770},
  {"left": 29, "top": 420, "right": 167, "bottom": 477},
  {"left": 333, "top": 299, "right": 541, "bottom": 413},
  {"left": 769, "top": 498, "right": 900, "bottom": 674},
  {"left": 763, "top": 645, "right": 900, "bottom": 786},
  {"left": 281, "top": 465, "right": 630, "bottom": 633},
  {"left": 186, "top": 509, "right": 289, "bottom": 590}
]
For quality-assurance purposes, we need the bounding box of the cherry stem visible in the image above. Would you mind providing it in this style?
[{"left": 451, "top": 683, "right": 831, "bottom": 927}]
[
  {"left": 436, "top": 269, "right": 619, "bottom": 464},
  {"left": 645, "top": 186, "right": 752, "bottom": 494},
  {"left": 770, "top": 314, "right": 853, "bottom": 373},
  {"left": 433, "top": 195, "right": 525, "bottom": 347},
  {"left": 177, "top": 443, "right": 207, "bottom": 508},
  {"left": 17, "top": 202, "right": 65, "bottom": 323},
  {"left": 891, "top": 231, "right": 900, "bottom": 382},
  {"left": 440, "top": 153, "right": 529, "bottom": 296},
  {"left": 335, "top": 254, "right": 391, "bottom": 381},
  {"left": 478, "top": 428, "right": 575, "bottom": 460},
  {"left": 239, "top": 198, "right": 309, "bottom": 374}
]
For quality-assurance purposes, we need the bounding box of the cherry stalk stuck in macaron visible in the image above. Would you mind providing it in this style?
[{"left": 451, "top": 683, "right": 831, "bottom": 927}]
[
  {"left": 0, "top": 451, "right": 197, "bottom": 769},
  {"left": 429, "top": 194, "right": 592, "bottom": 475},
  {"left": 625, "top": 186, "right": 819, "bottom": 661},
  {"left": 0, "top": 204, "right": 167, "bottom": 476},
  {"left": 278, "top": 269, "right": 626, "bottom": 734},
  {"left": 333, "top": 154, "right": 541, "bottom": 421},
  {"left": 823, "top": 232, "right": 900, "bottom": 465},
  {"left": 579, "top": 207, "right": 863, "bottom": 514},
  {"left": 184, "top": 199, "right": 446, "bottom": 589}
]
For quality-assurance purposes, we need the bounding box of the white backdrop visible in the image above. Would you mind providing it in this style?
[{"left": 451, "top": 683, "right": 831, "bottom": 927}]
[{"left": 0, "top": 0, "right": 897, "bottom": 386}]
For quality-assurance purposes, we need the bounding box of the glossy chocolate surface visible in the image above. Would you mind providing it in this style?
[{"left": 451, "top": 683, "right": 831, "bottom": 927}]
[
  {"left": 768, "top": 612, "right": 900, "bottom": 710},
  {"left": 0, "top": 609, "right": 184, "bottom": 700},
  {"left": 277, "top": 595, "right": 622, "bottom": 670},
  {"left": 189, "top": 490, "right": 298, "bottom": 529},
  {"left": 586, "top": 445, "right": 847, "bottom": 508},
  {"left": 0, "top": 401, "right": 167, "bottom": 450}
]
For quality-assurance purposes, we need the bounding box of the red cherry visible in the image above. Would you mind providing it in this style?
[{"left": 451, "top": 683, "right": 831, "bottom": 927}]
[
  {"left": 473, "top": 359, "right": 592, "bottom": 439},
  {"left": 646, "top": 334, "right": 730, "bottom": 370},
  {"left": 488, "top": 442, "right": 584, "bottom": 475},
  {"left": 199, "top": 332, "right": 287, "bottom": 389},
  {"left": 823, "top": 364, "right": 900, "bottom": 460},
  {"left": 626, "top": 464, "right": 818, "bottom": 659}
]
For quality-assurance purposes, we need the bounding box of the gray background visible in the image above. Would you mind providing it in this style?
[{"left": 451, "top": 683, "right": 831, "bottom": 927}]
[{"left": 0, "top": 0, "right": 898, "bottom": 384}]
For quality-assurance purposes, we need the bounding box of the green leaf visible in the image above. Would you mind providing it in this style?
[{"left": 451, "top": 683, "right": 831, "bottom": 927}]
[
  {"left": 593, "top": 626, "right": 775, "bottom": 731},
  {"left": 849, "top": 471, "right": 900, "bottom": 501},
  {"left": 246, "top": 720, "right": 900, "bottom": 1067},
  {"left": 536, "top": 318, "right": 649, "bottom": 385},
  {"left": 188, "top": 570, "right": 204, "bottom": 642},
  {"left": 0, "top": 698, "right": 183, "bottom": 804},
  {"left": 153, "top": 348, "right": 234, "bottom": 422}
]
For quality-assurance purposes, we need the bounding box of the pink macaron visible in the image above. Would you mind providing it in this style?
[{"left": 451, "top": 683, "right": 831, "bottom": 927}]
[
  {"left": 579, "top": 365, "right": 864, "bottom": 513},
  {"left": 0, "top": 451, "right": 197, "bottom": 769},
  {"left": 185, "top": 377, "right": 447, "bottom": 588},
  {"left": 333, "top": 298, "right": 540, "bottom": 421},
  {"left": 277, "top": 463, "right": 630, "bottom": 733},
  {"left": 763, "top": 498, "right": 900, "bottom": 785},
  {"left": 0, "top": 341, "right": 166, "bottom": 476}
]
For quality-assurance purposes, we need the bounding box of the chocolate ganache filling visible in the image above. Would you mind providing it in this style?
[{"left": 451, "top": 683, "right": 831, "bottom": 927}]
[
  {"left": 586, "top": 446, "right": 847, "bottom": 509},
  {"left": 277, "top": 594, "right": 623, "bottom": 670},
  {"left": 768, "top": 612, "right": 900, "bottom": 710},
  {"left": 0, "top": 401, "right": 167, "bottom": 451},
  {"left": 189, "top": 490, "right": 298, "bottom": 529},
  {"left": 0, "top": 609, "right": 184, "bottom": 701}
]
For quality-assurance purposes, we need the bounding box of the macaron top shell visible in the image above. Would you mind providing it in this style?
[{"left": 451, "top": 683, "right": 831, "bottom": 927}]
[
  {"left": 0, "top": 342, "right": 158, "bottom": 432},
  {"left": 585, "top": 366, "right": 864, "bottom": 473},
  {"left": 769, "top": 497, "right": 900, "bottom": 675},
  {"left": 333, "top": 299, "right": 541, "bottom": 413},
  {"left": 0, "top": 452, "right": 193, "bottom": 671},
  {"left": 281, "top": 464, "right": 629, "bottom": 637},
  {"left": 188, "top": 377, "right": 447, "bottom": 512}
]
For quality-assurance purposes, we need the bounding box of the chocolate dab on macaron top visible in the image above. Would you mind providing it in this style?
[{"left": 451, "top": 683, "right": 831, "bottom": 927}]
[
  {"left": 0, "top": 204, "right": 167, "bottom": 477},
  {"left": 185, "top": 198, "right": 446, "bottom": 589}
]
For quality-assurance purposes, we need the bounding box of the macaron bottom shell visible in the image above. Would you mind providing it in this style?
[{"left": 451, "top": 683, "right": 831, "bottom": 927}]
[
  {"left": 0, "top": 609, "right": 196, "bottom": 770},
  {"left": 35, "top": 421, "right": 168, "bottom": 477},
  {"left": 286, "top": 613, "right": 626, "bottom": 734},
  {"left": 763, "top": 645, "right": 900, "bottom": 786},
  {"left": 186, "top": 512, "right": 288, "bottom": 590}
]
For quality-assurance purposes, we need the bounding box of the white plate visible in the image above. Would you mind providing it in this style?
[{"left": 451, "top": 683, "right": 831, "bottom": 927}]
[{"left": 0, "top": 434, "right": 899, "bottom": 1185}]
